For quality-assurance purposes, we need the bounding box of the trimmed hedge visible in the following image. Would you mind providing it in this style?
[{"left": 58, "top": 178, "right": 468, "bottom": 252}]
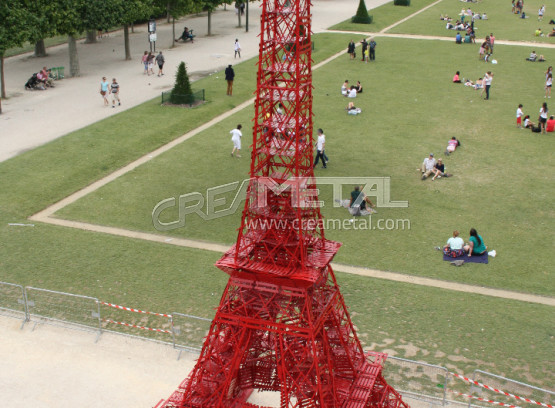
[
  {"left": 394, "top": 0, "right": 410, "bottom": 5},
  {"left": 352, "top": 0, "right": 373, "bottom": 24},
  {"left": 352, "top": 14, "right": 373, "bottom": 24}
]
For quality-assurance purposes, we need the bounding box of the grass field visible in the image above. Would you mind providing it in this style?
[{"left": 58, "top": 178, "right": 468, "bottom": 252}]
[
  {"left": 329, "top": 0, "right": 439, "bottom": 33},
  {"left": 387, "top": 0, "right": 555, "bottom": 42},
  {"left": 56, "top": 37, "right": 555, "bottom": 296},
  {"left": 0, "top": 1, "right": 553, "bottom": 391}
]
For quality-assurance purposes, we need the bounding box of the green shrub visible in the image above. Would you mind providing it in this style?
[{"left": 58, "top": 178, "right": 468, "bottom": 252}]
[
  {"left": 170, "top": 62, "right": 193, "bottom": 104},
  {"left": 352, "top": 14, "right": 373, "bottom": 24},
  {"left": 352, "top": 0, "right": 373, "bottom": 24},
  {"left": 394, "top": 0, "right": 410, "bottom": 6}
]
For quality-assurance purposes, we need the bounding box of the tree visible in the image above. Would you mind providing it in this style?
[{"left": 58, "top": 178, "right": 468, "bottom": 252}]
[
  {"left": 170, "top": 61, "right": 193, "bottom": 104},
  {"left": 155, "top": 0, "right": 194, "bottom": 48},
  {"left": 0, "top": 0, "right": 37, "bottom": 113},
  {"left": 55, "top": 0, "right": 119, "bottom": 77},
  {"left": 114, "top": 0, "right": 154, "bottom": 60},
  {"left": 199, "top": 0, "right": 224, "bottom": 36},
  {"left": 352, "top": 0, "right": 372, "bottom": 24},
  {"left": 22, "top": 0, "right": 59, "bottom": 57}
]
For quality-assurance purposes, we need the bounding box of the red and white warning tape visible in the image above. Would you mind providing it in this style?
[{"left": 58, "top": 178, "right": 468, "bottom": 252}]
[
  {"left": 450, "top": 391, "right": 523, "bottom": 408},
  {"left": 99, "top": 301, "right": 172, "bottom": 318},
  {"left": 451, "top": 373, "right": 553, "bottom": 408},
  {"left": 102, "top": 318, "right": 172, "bottom": 334}
]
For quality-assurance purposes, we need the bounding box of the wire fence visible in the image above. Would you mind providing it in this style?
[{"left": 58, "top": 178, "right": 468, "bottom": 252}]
[
  {"left": 1, "top": 281, "right": 553, "bottom": 408},
  {"left": 161, "top": 89, "right": 205, "bottom": 105}
]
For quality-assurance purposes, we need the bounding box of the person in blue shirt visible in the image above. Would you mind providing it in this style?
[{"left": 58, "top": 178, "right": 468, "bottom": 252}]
[
  {"left": 99, "top": 77, "right": 110, "bottom": 106},
  {"left": 456, "top": 32, "right": 462, "bottom": 44}
]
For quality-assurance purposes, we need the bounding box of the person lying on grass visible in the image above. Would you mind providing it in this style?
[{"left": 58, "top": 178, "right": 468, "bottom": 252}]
[
  {"left": 445, "top": 137, "right": 461, "bottom": 155},
  {"left": 346, "top": 102, "right": 362, "bottom": 115}
]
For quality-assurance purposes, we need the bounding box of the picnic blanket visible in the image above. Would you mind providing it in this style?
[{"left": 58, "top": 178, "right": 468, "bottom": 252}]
[{"left": 443, "top": 252, "right": 488, "bottom": 264}]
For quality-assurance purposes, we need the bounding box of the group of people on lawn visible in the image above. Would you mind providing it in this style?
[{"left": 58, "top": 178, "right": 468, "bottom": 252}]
[{"left": 442, "top": 229, "right": 487, "bottom": 258}]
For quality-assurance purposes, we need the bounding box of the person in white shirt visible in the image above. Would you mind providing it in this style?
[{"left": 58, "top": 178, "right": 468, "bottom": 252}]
[
  {"left": 481, "top": 71, "right": 493, "bottom": 100},
  {"left": 516, "top": 104, "right": 524, "bottom": 128},
  {"left": 419, "top": 153, "right": 436, "bottom": 180},
  {"left": 313, "top": 128, "right": 327, "bottom": 169},
  {"left": 230, "top": 124, "right": 243, "bottom": 157},
  {"left": 347, "top": 88, "right": 357, "bottom": 98},
  {"left": 443, "top": 230, "right": 465, "bottom": 257},
  {"left": 545, "top": 73, "right": 552, "bottom": 98},
  {"left": 234, "top": 39, "right": 241, "bottom": 58}
]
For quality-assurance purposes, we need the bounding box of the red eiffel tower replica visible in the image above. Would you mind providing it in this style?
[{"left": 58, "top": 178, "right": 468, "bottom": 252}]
[{"left": 160, "top": 1, "right": 410, "bottom": 407}]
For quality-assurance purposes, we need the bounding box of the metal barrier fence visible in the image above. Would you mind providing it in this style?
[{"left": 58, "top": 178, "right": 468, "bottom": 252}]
[
  {"left": 171, "top": 312, "right": 211, "bottom": 355},
  {"left": 25, "top": 287, "right": 101, "bottom": 340},
  {"left": 161, "top": 89, "right": 205, "bottom": 105},
  {"left": 463, "top": 370, "right": 555, "bottom": 408},
  {"left": 385, "top": 356, "right": 449, "bottom": 406},
  {"left": 0, "top": 281, "right": 28, "bottom": 326},
  {"left": 1, "top": 281, "right": 553, "bottom": 407}
]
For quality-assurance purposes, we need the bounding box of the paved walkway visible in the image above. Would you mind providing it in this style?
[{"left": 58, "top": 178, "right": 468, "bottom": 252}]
[{"left": 0, "top": 0, "right": 389, "bottom": 162}]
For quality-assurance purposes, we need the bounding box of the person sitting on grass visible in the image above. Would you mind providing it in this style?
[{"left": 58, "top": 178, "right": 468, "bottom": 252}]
[
  {"left": 549, "top": 28, "right": 555, "bottom": 37},
  {"left": 431, "top": 158, "right": 452, "bottom": 181},
  {"left": 341, "top": 80, "right": 349, "bottom": 96},
  {"left": 350, "top": 81, "right": 363, "bottom": 93},
  {"left": 464, "top": 228, "right": 487, "bottom": 257},
  {"left": 453, "top": 71, "right": 462, "bottom": 83},
  {"left": 456, "top": 32, "right": 462, "bottom": 44},
  {"left": 347, "top": 87, "right": 357, "bottom": 98},
  {"left": 546, "top": 115, "right": 555, "bottom": 132},
  {"left": 527, "top": 51, "right": 538, "bottom": 61},
  {"left": 523, "top": 115, "right": 536, "bottom": 130},
  {"left": 440, "top": 14, "right": 452, "bottom": 21},
  {"left": 535, "top": 28, "right": 543, "bottom": 37},
  {"left": 419, "top": 153, "right": 436, "bottom": 180},
  {"left": 349, "top": 185, "right": 377, "bottom": 215},
  {"left": 443, "top": 230, "right": 465, "bottom": 258},
  {"left": 445, "top": 136, "right": 461, "bottom": 155}
]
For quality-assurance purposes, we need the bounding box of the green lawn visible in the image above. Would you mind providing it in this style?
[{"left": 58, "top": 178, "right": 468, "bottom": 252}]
[
  {"left": 56, "top": 37, "right": 555, "bottom": 296},
  {"left": 329, "top": 0, "right": 439, "bottom": 33},
  {"left": 387, "top": 0, "right": 555, "bottom": 42},
  {"left": 0, "top": 3, "right": 553, "bottom": 391}
]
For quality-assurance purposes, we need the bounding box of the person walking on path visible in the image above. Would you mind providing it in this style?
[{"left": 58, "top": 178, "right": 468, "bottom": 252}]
[
  {"left": 313, "top": 128, "right": 327, "bottom": 169},
  {"left": 141, "top": 51, "right": 148, "bottom": 74},
  {"left": 360, "top": 38, "right": 368, "bottom": 62},
  {"left": 234, "top": 39, "right": 241, "bottom": 58},
  {"left": 482, "top": 71, "right": 493, "bottom": 100},
  {"left": 347, "top": 40, "right": 356, "bottom": 60},
  {"left": 230, "top": 124, "right": 243, "bottom": 157},
  {"left": 147, "top": 52, "right": 155, "bottom": 75},
  {"left": 100, "top": 77, "right": 110, "bottom": 106},
  {"left": 225, "top": 64, "right": 235, "bottom": 96},
  {"left": 155, "top": 52, "right": 165, "bottom": 76},
  {"left": 110, "top": 78, "right": 121, "bottom": 108},
  {"left": 369, "top": 38, "right": 377, "bottom": 61}
]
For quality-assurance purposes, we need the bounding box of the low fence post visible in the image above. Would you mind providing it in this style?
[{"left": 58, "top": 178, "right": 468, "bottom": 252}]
[{"left": 0, "top": 281, "right": 29, "bottom": 328}]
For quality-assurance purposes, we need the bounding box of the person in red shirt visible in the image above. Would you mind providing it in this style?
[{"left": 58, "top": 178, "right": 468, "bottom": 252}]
[{"left": 546, "top": 115, "right": 555, "bottom": 132}]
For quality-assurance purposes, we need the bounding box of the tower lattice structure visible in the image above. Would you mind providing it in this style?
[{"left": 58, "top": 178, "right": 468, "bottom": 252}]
[{"left": 160, "top": 1, "right": 410, "bottom": 407}]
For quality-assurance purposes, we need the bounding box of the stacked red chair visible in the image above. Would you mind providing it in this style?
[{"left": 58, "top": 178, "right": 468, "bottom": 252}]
[{"left": 160, "top": 1, "right": 410, "bottom": 407}]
